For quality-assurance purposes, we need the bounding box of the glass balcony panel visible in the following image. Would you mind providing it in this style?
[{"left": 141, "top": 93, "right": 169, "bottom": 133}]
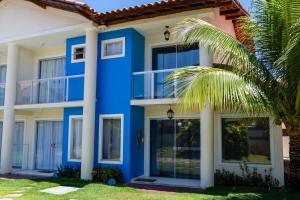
[
  {"left": 16, "top": 75, "right": 84, "bottom": 105},
  {"left": 132, "top": 69, "right": 178, "bottom": 100}
]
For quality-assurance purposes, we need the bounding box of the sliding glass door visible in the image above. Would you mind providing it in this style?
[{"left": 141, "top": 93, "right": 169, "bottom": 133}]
[
  {"left": 35, "top": 121, "right": 63, "bottom": 170},
  {"left": 36, "top": 57, "right": 65, "bottom": 103},
  {"left": 12, "top": 122, "right": 25, "bottom": 168},
  {"left": 150, "top": 119, "right": 200, "bottom": 179}
]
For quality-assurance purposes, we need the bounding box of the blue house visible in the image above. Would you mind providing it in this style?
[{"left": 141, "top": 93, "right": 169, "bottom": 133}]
[{"left": 0, "top": 0, "right": 284, "bottom": 188}]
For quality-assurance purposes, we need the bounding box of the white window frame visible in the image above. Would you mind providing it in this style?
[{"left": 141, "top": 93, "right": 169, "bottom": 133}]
[
  {"left": 98, "top": 114, "right": 124, "bottom": 164},
  {"left": 101, "top": 37, "right": 125, "bottom": 60},
  {"left": 68, "top": 115, "right": 83, "bottom": 162},
  {"left": 217, "top": 113, "right": 275, "bottom": 168},
  {"left": 71, "top": 44, "right": 85, "bottom": 63}
]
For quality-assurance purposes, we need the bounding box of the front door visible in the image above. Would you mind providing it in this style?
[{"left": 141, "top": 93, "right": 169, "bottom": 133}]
[
  {"left": 150, "top": 119, "right": 200, "bottom": 179},
  {"left": 35, "top": 121, "right": 63, "bottom": 170}
]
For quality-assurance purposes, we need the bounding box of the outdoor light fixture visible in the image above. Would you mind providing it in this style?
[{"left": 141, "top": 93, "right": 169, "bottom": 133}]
[
  {"left": 167, "top": 105, "right": 174, "bottom": 120},
  {"left": 164, "top": 26, "right": 170, "bottom": 41}
]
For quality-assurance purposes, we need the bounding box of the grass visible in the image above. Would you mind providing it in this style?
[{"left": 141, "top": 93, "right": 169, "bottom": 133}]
[{"left": 0, "top": 178, "right": 299, "bottom": 200}]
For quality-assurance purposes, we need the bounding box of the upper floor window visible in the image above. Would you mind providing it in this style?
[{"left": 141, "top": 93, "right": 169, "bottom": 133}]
[
  {"left": 221, "top": 117, "right": 271, "bottom": 165},
  {"left": 71, "top": 44, "right": 85, "bottom": 63},
  {"left": 152, "top": 43, "right": 199, "bottom": 70},
  {"left": 101, "top": 37, "right": 125, "bottom": 59}
]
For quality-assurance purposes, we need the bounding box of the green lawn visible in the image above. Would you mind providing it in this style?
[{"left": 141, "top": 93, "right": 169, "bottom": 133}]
[{"left": 0, "top": 178, "right": 299, "bottom": 200}]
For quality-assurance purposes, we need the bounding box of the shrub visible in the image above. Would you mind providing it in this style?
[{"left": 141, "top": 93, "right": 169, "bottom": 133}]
[
  {"left": 215, "top": 163, "right": 279, "bottom": 188},
  {"left": 57, "top": 165, "right": 81, "bottom": 178},
  {"left": 92, "top": 167, "right": 123, "bottom": 184}
]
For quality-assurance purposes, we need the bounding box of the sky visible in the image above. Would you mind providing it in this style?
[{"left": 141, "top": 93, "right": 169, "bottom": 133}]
[{"left": 80, "top": 0, "right": 251, "bottom": 13}]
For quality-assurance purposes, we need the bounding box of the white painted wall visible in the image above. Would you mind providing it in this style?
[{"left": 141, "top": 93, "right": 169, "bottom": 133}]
[
  {"left": 143, "top": 106, "right": 285, "bottom": 187},
  {"left": 0, "top": 45, "right": 66, "bottom": 81},
  {"left": 0, "top": 0, "right": 89, "bottom": 42}
]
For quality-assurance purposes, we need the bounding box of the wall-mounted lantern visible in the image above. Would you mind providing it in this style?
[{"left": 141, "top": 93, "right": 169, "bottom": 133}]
[
  {"left": 164, "top": 26, "right": 170, "bottom": 41},
  {"left": 167, "top": 105, "right": 174, "bottom": 120}
]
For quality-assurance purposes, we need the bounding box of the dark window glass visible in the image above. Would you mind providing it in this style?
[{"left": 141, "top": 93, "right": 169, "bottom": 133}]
[
  {"left": 152, "top": 43, "right": 199, "bottom": 70},
  {"left": 222, "top": 117, "right": 271, "bottom": 164},
  {"left": 73, "top": 47, "right": 85, "bottom": 60},
  {"left": 102, "top": 118, "right": 121, "bottom": 161}
]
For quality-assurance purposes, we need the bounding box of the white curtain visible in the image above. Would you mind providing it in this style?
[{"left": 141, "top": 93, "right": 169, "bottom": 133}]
[
  {"left": 71, "top": 118, "right": 82, "bottom": 160},
  {"left": 36, "top": 57, "right": 65, "bottom": 103},
  {"left": 105, "top": 41, "right": 123, "bottom": 56},
  {"left": 0, "top": 65, "right": 6, "bottom": 105},
  {"left": 102, "top": 118, "right": 121, "bottom": 160},
  {"left": 12, "top": 122, "right": 24, "bottom": 168},
  {"left": 36, "top": 121, "right": 63, "bottom": 170}
]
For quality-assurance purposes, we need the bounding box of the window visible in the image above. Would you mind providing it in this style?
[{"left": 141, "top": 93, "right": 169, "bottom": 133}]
[
  {"left": 99, "top": 114, "right": 123, "bottom": 164},
  {"left": 101, "top": 37, "right": 125, "bottom": 59},
  {"left": 221, "top": 117, "right": 271, "bottom": 164},
  {"left": 68, "top": 116, "right": 83, "bottom": 161},
  {"left": 152, "top": 43, "right": 199, "bottom": 70},
  {"left": 71, "top": 44, "right": 85, "bottom": 63}
]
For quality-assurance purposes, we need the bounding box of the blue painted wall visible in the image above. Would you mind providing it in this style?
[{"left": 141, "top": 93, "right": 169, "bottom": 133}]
[
  {"left": 65, "top": 36, "right": 85, "bottom": 101},
  {"left": 94, "top": 28, "right": 145, "bottom": 182},
  {"left": 62, "top": 107, "right": 83, "bottom": 167},
  {"left": 62, "top": 28, "right": 145, "bottom": 182}
]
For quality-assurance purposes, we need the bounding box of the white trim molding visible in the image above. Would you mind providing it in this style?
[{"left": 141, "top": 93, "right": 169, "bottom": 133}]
[
  {"left": 98, "top": 114, "right": 124, "bottom": 165},
  {"left": 71, "top": 44, "right": 86, "bottom": 63},
  {"left": 68, "top": 115, "right": 83, "bottom": 162},
  {"left": 101, "top": 37, "right": 125, "bottom": 60}
]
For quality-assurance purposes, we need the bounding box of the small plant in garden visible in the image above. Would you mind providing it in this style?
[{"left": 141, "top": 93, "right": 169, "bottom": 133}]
[
  {"left": 92, "top": 167, "right": 123, "bottom": 184},
  {"left": 215, "top": 162, "right": 279, "bottom": 188},
  {"left": 57, "top": 165, "right": 81, "bottom": 178}
]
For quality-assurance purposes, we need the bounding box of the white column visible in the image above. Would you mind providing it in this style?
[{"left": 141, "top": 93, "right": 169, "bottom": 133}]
[
  {"left": 81, "top": 26, "right": 98, "bottom": 180},
  {"left": 0, "top": 43, "right": 19, "bottom": 173},
  {"left": 200, "top": 46, "right": 214, "bottom": 188}
]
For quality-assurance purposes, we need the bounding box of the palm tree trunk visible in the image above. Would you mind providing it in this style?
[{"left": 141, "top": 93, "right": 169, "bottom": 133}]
[{"left": 289, "top": 133, "right": 300, "bottom": 188}]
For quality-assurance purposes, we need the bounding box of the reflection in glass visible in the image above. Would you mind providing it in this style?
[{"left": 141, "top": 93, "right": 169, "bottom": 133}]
[{"left": 222, "top": 117, "right": 271, "bottom": 164}]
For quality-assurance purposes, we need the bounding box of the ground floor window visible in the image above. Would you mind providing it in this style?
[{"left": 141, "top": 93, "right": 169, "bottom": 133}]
[
  {"left": 221, "top": 117, "right": 271, "bottom": 164},
  {"left": 99, "top": 114, "right": 123, "bottom": 164},
  {"left": 68, "top": 116, "right": 83, "bottom": 161}
]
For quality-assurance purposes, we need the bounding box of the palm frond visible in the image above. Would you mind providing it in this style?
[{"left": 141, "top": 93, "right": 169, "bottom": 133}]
[
  {"left": 173, "top": 18, "right": 260, "bottom": 74},
  {"left": 168, "top": 67, "right": 269, "bottom": 114}
]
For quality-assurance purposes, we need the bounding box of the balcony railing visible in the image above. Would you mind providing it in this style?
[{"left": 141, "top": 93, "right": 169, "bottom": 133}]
[
  {"left": 132, "top": 68, "right": 181, "bottom": 100},
  {"left": 16, "top": 75, "right": 84, "bottom": 105}
]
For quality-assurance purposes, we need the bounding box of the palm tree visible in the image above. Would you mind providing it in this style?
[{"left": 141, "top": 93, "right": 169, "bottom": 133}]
[{"left": 170, "top": 0, "right": 300, "bottom": 186}]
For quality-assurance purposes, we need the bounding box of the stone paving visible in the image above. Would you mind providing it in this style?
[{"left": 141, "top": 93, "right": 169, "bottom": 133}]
[
  {"left": 40, "top": 186, "right": 79, "bottom": 195},
  {"left": 0, "top": 185, "right": 32, "bottom": 200}
]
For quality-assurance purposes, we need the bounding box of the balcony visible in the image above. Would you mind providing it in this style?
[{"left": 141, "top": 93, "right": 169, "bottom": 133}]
[
  {"left": 16, "top": 75, "right": 84, "bottom": 106},
  {"left": 132, "top": 68, "right": 180, "bottom": 103}
]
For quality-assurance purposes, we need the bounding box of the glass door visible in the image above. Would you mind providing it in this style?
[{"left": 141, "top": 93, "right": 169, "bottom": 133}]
[
  {"left": 175, "top": 119, "right": 201, "bottom": 179},
  {"left": 12, "top": 122, "right": 25, "bottom": 169},
  {"left": 150, "top": 119, "right": 200, "bottom": 179},
  {"left": 36, "top": 57, "right": 65, "bottom": 103},
  {"left": 151, "top": 44, "right": 199, "bottom": 99},
  {"left": 35, "top": 121, "right": 63, "bottom": 170},
  {"left": 150, "top": 120, "right": 175, "bottom": 177}
]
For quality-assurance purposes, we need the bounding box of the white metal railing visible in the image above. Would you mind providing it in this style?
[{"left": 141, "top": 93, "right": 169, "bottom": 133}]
[
  {"left": 16, "top": 75, "right": 84, "bottom": 105},
  {"left": 132, "top": 68, "right": 182, "bottom": 100}
]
